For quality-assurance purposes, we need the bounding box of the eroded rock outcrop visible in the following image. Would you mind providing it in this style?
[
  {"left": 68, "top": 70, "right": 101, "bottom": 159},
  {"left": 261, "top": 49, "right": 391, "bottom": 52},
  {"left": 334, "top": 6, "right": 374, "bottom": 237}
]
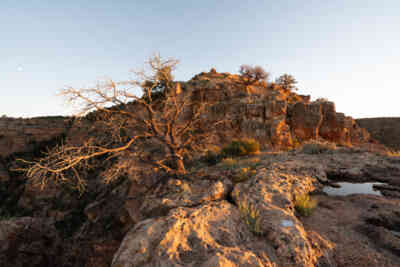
[
  {"left": 288, "top": 100, "right": 370, "bottom": 146},
  {"left": 0, "top": 116, "right": 71, "bottom": 158},
  {"left": 186, "top": 70, "right": 370, "bottom": 148},
  {"left": 231, "top": 168, "right": 323, "bottom": 267},
  {"left": 113, "top": 201, "right": 276, "bottom": 267}
]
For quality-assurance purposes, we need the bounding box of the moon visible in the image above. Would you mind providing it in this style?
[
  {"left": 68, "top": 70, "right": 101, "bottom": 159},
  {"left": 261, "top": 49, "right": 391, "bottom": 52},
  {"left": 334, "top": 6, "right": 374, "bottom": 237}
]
[{"left": 17, "top": 66, "right": 23, "bottom": 72}]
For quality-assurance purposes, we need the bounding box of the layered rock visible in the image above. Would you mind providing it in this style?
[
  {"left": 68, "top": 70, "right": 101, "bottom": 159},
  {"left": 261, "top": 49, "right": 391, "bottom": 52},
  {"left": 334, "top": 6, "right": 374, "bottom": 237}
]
[
  {"left": 289, "top": 100, "right": 370, "bottom": 145},
  {"left": 0, "top": 116, "right": 71, "bottom": 158},
  {"left": 357, "top": 117, "right": 400, "bottom": 150},
  {"left": 186, "top": 70, "right": 370, "bottom": 148}
]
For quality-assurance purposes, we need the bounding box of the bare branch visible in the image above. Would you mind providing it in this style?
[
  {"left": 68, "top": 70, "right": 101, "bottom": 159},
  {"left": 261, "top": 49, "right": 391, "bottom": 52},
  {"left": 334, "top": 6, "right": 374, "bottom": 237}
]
[{"left": 20, "top": 54, "right": 226, "bottom": 193}]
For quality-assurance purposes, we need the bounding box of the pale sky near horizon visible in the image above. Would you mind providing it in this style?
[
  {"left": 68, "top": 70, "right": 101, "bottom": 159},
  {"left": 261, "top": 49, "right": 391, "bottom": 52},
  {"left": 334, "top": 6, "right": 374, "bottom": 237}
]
[{"left": 1, "top": 0, "right": 399, "bottom": 118}]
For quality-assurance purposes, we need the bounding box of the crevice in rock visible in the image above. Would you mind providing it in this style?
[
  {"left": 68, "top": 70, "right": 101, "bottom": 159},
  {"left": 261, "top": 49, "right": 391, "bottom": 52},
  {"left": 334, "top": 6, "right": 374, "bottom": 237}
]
[{"left": 225, "top": 187, "right": 236, "bottom": 207}]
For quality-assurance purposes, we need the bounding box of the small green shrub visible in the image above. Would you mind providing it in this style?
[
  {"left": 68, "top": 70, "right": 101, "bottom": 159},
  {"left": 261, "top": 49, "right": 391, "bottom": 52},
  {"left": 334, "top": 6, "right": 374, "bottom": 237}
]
[
  {"left": 291, "top": 136, "right": 302, "bottom": 149},
  {"left": 233, "top": 167, "right": 257, "bottom": 183},
  {"left": 220, "top": 157, "right": 238, "bottom": 169},
  {"left": 294, "top": 194, "right": 317, "bottom": 217},
  {"left": 221, "top": 139, "right": 260, "bottom": 157},
  {"left": 0, "top": 208, "right": 12, "bottom": 221},
  {"left": 203, "top": 150, "right": 221, "bottom": 165},
  {"left": 238, "top": 201, "right": 263, "bottom": 236},
  {"left": 300, "top": 140, "right": 336, "bottom": 154}
]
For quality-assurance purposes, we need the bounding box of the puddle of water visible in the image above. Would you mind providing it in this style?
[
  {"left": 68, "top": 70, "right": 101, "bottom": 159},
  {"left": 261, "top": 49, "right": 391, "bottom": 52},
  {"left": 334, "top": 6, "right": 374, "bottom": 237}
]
[
  {"left": 281, "top": 220, "right": 294, "bottom": 227},
  {"left": 323, "top": 182, "right": 385, "bottom": 196}
]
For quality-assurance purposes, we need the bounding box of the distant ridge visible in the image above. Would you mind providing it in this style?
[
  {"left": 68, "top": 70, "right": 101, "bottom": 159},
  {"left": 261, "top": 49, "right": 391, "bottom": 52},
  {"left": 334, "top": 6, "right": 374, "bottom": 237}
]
[{"left": 357, "top": 117, "right": 400, "bottom": 150}]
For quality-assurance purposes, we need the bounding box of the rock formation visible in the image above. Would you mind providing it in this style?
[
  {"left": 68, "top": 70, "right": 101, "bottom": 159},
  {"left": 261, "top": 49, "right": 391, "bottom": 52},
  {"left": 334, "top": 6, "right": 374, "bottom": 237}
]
[
  {"left": 186, "top": 70, "right": 370, "bottom": 148},
  {"left": 0, "top": 68, "right": 399, "bottom": 266}
]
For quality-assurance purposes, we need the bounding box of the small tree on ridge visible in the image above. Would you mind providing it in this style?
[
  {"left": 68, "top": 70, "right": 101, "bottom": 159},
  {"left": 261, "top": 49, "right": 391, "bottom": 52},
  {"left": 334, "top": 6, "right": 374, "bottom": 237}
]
[
  {"left": 276, "top": 73, "right": 298, "bottom": 91},
  {"left": 239, "top": 65, "right": 269, "bottom": 86}
]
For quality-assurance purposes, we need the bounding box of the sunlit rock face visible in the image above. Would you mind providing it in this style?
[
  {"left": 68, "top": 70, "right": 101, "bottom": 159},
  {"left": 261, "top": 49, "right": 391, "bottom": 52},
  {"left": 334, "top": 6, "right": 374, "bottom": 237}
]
[
  {"left": 184, "top": 69, "right": 370, "bottom": 149},
  {"left": 112, "top": 201, "right": 276, "bottom": 267},
  {"left": 288, "top": 100, "right": 370, "bottom": 146},
  {"left": 112, "top": 153, "right": 333, "bottom": 267}
]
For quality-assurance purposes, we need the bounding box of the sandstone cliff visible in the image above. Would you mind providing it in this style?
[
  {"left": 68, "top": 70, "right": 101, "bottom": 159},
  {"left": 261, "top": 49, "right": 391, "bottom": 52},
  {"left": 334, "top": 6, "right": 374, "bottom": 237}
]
[{"left": 184, "top": 69, "right": 371, "bottom": 149}]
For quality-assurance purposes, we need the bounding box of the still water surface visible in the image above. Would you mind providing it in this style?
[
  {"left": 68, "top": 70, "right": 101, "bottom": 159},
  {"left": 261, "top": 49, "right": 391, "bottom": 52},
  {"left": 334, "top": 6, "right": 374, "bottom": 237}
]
[{"left": 323, "top": 182, "right": 385, "bottom": 196}]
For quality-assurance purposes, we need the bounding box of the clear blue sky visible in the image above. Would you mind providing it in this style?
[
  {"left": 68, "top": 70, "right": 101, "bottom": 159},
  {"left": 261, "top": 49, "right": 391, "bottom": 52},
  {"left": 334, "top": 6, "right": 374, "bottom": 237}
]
[{"left": 1, "top": 0, "right": 399, "bottom": 118}]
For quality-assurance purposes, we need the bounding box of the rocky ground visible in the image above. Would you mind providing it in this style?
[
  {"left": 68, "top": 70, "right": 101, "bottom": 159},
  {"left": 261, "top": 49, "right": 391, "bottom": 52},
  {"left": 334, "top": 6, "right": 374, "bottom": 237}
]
[
  {"left": 1, "top": 144, "right": 400, "bottom": 267},
  {"left": 1, "top": 69, "right": 399, "bottom": 266},
  {"left": 8, "top": 146, "right": 398, "bottom": 266},
  {"left": 110, "top": 148, "right": 400, "bottom": 267}
]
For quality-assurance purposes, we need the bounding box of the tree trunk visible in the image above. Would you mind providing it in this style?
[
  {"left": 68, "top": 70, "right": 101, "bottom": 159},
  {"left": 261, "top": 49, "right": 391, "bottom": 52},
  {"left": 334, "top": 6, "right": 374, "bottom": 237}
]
[{"left": 175, "top": 157, "right": 186, "bottom": 174}]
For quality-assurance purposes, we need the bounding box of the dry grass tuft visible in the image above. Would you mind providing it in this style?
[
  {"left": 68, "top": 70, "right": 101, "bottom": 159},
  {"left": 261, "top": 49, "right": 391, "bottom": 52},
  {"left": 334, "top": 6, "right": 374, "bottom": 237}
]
[
  {"left": 294, "top": 193, "right": 317, "bottom": 217},
  {"left": 300, "top": 139, "right": 336, "bottom": 154},
  {"left": 238, "top": 201, "right": 263, "bottom": 236}
]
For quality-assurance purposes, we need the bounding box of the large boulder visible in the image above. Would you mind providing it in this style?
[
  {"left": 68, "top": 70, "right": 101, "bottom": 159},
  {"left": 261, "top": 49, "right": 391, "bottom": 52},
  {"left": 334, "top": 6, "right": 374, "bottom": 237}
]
[
  {"left": 125, "top": 177, "right": 233, "bottom": 224},
  {"left": 231, "top": 167, "right": 323, "bottom": 267},
  {"left": 114, "top": 158, "right": 335, "bottom": 267},
  {"left": 112, "top": 201, "right": 276, "bottom": 267}
]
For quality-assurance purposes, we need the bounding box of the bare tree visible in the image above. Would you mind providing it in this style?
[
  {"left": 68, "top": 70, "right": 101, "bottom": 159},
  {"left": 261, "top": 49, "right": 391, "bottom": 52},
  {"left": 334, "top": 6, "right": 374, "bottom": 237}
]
[
  {"left": 275, "top": 73, "right": 298, "bottom": 91},
  {"left": 239, "top": 65, "right": 269, "bottom": 86},
  {"left": 19, "top": 55, "right": 224, "bottom": 192}
]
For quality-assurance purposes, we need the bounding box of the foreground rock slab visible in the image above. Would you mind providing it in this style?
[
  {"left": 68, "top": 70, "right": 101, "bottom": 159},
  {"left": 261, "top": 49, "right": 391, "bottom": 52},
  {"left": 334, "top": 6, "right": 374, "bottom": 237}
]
[{"left": 112, "top": 201, "right": 275, "bottom": 267}]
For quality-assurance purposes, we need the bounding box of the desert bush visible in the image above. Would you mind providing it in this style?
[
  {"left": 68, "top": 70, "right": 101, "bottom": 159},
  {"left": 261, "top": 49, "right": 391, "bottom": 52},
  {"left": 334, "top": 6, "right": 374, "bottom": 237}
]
[
  {"left": 221, "top": 139, "right": 260, "bottom": 158},
  {"left": 314, "top": 98, "right": 330, "bottom": 103},
  {"left": 0, "top": 208, "right": 11, "bottom": 221},
  {"left": 300, "top": 140, "right": 336, "bottom": 154},
  {"left": 203, "top": 149, "right": 221, "bottom": 165},
  {"left": 233, "top": 167, "right": 257, "bottom": 183},
  {"left": 294, "top": 194, "right": 317, "bottom": 217},
  {"left": 291, "top": 136, "right": 302, "bottom": 149},
  {"left": 238, "top": 201, "right": 263, "bottom": 236},
  {"left": 275, "top": 73, "right": 297, "bottom": 91},
  {"left": 239, "top": 65, "right": 269, "bottom": 85},
  {"left": 220, "top": 157, "right": 238, "bottom": 170}
]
